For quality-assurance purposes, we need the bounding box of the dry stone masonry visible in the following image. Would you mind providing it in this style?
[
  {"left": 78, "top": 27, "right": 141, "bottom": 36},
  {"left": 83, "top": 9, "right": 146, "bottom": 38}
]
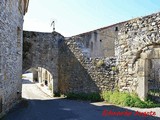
[
  {"left": 58, "top": 37, "right": 118, "bottom": 94},
  {"left": 1, "top": 1, "right": 160, "bottom": 117},
  {"left": 23, "top": 31, "right": 64, "bottom": 95},
  {"left": 0, "top": 0, "right": 29, "bottom": 117},
  {"left": 22, "top": 12, "right": 160, "bottom": 101},
  {"left": 116, "top": 12, "right": 160, "bottom": 100}
]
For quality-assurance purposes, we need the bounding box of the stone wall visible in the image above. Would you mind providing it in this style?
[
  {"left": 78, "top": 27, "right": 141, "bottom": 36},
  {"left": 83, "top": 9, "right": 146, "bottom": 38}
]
[
  {"left": 58, "top": 37, "right": 118, "bottom": 94},
  {"left": 116, "top": 12, "right": 160, "bottom": 99},
  {"left": 23, "top": 31, "right": 64, "bottom": 95},
  {"left": 0, "top": 0, "right": 28, "bottom": 117},
  {"left": 57, "top": 23, "right": 126, "bottom": 94}
]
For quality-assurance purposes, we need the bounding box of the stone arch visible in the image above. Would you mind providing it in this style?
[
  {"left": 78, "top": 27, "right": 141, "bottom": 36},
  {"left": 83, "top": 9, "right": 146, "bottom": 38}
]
[
  {"left": 136, "top": 44, "right": 160, "bottom": 100},
  {"left": 23, "top": 31, "right": 64, "bottom": 96},
  {"left": 132, "top": 43, "right": 160, "bottom": 65}
]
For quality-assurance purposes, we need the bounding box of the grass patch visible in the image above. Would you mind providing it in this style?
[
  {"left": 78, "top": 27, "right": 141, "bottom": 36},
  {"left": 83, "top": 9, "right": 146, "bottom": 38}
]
[
  {"left": 66, "top": 91, "right": 160, "bottom": 108},
  {"left": 101, "top": 91, "right": 160, "bottom": 108},
  {"left": 22, "top": 75, "right": 27, "bottom": 79},
  {"left": 66, "top": 92, "right": 102, "bottom": 102}
]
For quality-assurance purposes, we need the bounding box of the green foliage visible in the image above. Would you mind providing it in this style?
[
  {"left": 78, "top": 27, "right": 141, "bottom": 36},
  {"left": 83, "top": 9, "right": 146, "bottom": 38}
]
[
  {"left": 96, "top": 60, "right": 105, "bottom": 68},
  {"left": 111, "top": 66, "right": 117, "bottom": 71},
  {"left": 101, "top": 91, "right": 160, "bottom": 108},
  {"left": 22, "top": 75, "right": 27, "bottom": 79},
  {"left": 66, "top": 91, "right": 160, "bottom": 108},
  {"left": 66, "top": 92, "right": 102, "bottom": 102}
]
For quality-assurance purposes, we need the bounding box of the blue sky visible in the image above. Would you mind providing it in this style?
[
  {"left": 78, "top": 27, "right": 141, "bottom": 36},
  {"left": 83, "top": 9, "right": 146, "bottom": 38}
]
[{"left": 24, "top": 0, "right": 160, "bottom": 37}]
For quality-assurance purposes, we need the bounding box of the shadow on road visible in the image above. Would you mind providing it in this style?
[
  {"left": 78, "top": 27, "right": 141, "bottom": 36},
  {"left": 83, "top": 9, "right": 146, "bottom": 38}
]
[
  {"left": 2, "top": 98, "right": 160, "bottom": 120},
  {"left": 22, "top": 79, "right": 34, "bottom": 84}
]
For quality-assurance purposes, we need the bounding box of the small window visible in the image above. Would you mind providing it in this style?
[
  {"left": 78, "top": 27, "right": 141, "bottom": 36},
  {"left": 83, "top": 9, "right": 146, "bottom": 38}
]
[
  {"left": 17, "top": 27, "right": 21, "bottom": 48},
  {"left": 115, "top": 27, "right": 118, "bottom": 31},
  {"left": 100, "top": 39, "right": 102, "bottom": 42},
  {"left": 91, "top": 42, "right": 93, "bottom": 51},
  {"left": 94, "top": 31, "right": 97, "bottom": 41}
]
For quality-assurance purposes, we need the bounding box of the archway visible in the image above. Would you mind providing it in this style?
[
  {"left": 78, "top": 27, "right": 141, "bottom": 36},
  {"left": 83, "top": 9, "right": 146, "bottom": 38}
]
[
  {"left": 22, "top": 67, "right": 54, "bottom": 97},
  {"left": 137, "top": 44, "right": 160, "bottom": 101},
  {"left": 23, "top": 31, "right": 64, "bottom": 96}
]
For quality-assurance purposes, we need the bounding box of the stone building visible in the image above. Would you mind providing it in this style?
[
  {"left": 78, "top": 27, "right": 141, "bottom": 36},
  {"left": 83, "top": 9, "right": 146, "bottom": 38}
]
[
  {"left": 23, "top": 12, "right": 160, "bottom": 101},
  {"left": 0, "top": 0, "right": 29, "bottom": 117},
  {"left": 1, "top": 1, "right": 160, "bottom": 117},
  {"left": 71, "top": 22, "right": 125, "bottom": 58},
  {"left": 56, "top": 22, "right": 126, "bottom": 94}
]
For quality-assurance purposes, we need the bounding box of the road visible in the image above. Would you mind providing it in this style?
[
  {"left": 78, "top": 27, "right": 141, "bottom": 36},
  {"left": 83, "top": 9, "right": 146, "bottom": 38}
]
[{"left": 2, "top": 79, "right": 160, "bottom": 120}]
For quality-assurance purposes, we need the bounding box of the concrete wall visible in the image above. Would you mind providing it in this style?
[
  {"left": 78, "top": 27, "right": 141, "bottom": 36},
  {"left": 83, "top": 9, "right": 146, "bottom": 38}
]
[
  {"left": 71, "top": 22, "right": 125, "bottom": 58},
  {"left": 0, "top": 0, "right": 28, "bottom": 117}
]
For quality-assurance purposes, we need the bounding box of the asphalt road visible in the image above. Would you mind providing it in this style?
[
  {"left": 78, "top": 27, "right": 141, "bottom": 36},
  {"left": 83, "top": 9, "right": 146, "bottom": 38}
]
[{"left": 2, "top": 79, "right": 160, "bottom": 120}]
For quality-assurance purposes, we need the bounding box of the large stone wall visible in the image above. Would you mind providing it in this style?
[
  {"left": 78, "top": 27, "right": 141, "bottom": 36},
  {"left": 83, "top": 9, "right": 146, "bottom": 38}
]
[
  {"left": 58, "top": 37, "right": 118, "bottom": 94},
  {"left": 116, "top": 12, "right": 160, "bottom": 99},
  {"left": 57, "top": 22, "right": 125, "bottom": 94},
  {"left": 0, "top": 0, "right": 28, "bottom": 117},
  {"left": 1, "top": 0, "right": 160, "bottom": 117},
  {"left": 23, "top": 31, "right": 64, "bottom": 95}
]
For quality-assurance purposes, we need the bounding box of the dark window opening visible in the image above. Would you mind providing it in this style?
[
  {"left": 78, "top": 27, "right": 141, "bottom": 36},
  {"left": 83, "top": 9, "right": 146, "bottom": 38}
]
[
  {"left": 91, "top": 42, "right": 93, "bottom": 51},
  {"left": 134, "top": 32, "right": 137, "bottom": 35},
  {"left": 100, "top": 39, "right": 102, "bottom": 42},
  {"left": 94, "top": 31, "right": 97, "bottom": 42},
  {"left": 115, "top": 27, "right": 118, "bottom": 31}
]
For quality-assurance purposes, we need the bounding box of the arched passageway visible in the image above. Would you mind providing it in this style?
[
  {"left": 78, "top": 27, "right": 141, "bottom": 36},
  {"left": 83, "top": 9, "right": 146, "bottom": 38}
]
[
  {"left": 22, "top": 67, "right": 54, "bottom": 96},
  {"left": 23, "top": 31, "right": 64, "bottom": 96},
  {"left": 137, "top": 45, "right": 160, "bottom": 101}
]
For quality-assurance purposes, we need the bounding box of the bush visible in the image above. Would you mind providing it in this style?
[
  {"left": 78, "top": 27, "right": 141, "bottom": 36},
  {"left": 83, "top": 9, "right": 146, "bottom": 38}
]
[
  {"left": 66, "top": 91, "right": 160, "bottom": 108},
  {"left": 101, "top": 91, "right": 160, "bottom": 108}
]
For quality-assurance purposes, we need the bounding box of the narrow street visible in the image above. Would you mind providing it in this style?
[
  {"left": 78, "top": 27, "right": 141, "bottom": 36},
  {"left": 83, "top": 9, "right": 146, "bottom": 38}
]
[{"left": 2, "top": 79, "right": 160, "bottom": 120}]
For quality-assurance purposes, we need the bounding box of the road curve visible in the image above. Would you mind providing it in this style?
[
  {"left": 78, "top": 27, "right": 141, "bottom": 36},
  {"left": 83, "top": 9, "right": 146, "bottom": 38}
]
[{"left": 2, "top": 79, "right": 160, "bottom": 120}]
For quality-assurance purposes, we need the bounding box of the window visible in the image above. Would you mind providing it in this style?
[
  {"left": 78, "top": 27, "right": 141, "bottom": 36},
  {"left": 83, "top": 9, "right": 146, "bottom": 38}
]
[
  {"left": 91, "top": 42, "right": 93, "bottom": 51},
  {"left": 115, "top": 27, "right": 118, "bottom": 31},
  {"left": 17, "top": 27, "right": 21, "bottom": 48}
]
